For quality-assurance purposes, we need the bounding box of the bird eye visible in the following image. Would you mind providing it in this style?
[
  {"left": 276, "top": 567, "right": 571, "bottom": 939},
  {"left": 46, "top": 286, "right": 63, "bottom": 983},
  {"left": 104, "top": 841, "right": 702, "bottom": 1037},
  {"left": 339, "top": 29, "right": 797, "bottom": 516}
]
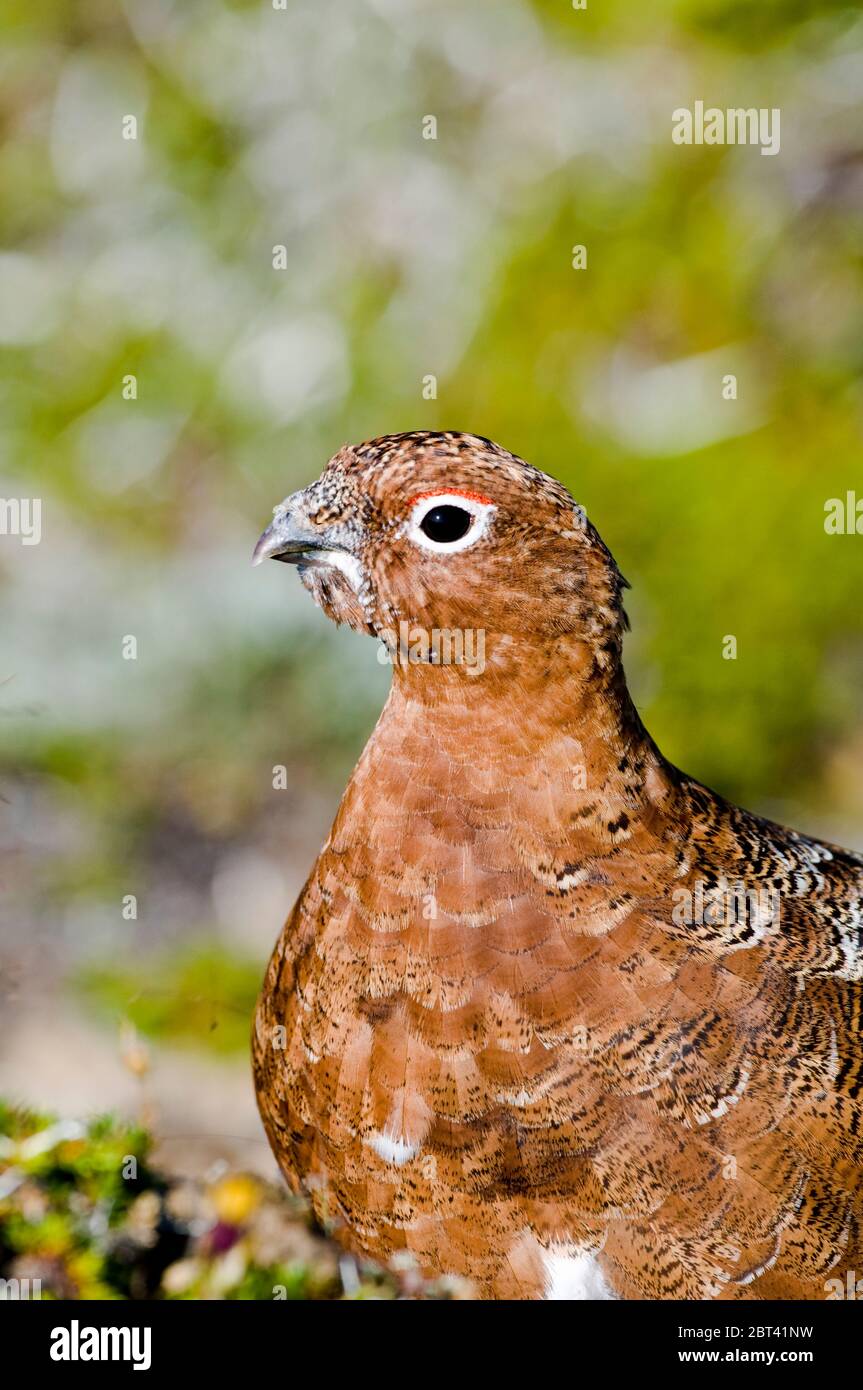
[
  {"left": 419, "top": 505, "right": 473, "bottom": 544},
  {"left": 407, "top": 491, "right": 495, "bottom": 554}
]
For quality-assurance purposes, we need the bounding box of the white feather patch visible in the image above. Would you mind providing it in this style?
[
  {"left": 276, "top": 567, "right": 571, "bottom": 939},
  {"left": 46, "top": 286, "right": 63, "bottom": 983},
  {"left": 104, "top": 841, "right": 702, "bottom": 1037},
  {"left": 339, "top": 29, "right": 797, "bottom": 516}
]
[
  {"left": 317, "top": 549, "right": 365, "bottom": 592},
  {"left": 543, "top": 1249, "right": 617, "bottom": 1301},
  {"left": 367, "top": 1131, "right": 420, "bottom": 1167}
]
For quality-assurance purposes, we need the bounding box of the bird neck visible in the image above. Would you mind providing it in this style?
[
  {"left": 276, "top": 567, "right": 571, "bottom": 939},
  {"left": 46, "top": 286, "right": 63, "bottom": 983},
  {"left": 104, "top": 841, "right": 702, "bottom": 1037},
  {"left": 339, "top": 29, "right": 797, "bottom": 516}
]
[{"left": 368, "top": 630, "right": 675, "bottom": 828}]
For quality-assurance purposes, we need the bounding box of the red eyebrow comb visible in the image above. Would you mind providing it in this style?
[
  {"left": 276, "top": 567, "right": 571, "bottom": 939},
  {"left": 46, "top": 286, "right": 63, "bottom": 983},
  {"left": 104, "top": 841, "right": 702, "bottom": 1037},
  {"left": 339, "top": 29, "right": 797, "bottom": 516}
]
[{"left": 409, "top": 488, "right": 495, "bottom": 507}]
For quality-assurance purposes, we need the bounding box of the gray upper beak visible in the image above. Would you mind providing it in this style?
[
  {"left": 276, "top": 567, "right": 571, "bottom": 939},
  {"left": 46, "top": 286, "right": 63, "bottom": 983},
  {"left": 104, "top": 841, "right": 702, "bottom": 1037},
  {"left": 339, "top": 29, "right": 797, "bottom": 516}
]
[{"left": 252, "top": 507, "right": 326, "bottom": 567}]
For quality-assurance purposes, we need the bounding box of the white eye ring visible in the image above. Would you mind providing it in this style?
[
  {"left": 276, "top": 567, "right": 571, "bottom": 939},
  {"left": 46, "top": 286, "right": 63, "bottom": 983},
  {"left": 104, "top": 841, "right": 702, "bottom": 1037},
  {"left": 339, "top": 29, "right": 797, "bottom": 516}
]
[{"left": 406, "top": 492, "right": 495, "bottom": 554}]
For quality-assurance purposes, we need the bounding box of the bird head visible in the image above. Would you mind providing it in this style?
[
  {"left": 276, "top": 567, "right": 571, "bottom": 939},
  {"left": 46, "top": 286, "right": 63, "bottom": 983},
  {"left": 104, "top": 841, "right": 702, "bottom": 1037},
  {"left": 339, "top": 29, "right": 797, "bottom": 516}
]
[{"left": 253, "top": 431, "right": 628, "bottom": 683}]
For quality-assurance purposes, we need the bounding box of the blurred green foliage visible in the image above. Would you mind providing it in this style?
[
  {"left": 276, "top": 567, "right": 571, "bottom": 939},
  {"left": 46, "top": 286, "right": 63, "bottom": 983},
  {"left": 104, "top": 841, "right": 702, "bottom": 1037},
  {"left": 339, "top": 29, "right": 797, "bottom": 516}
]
[
  {"left": 78, "top": 944, "right": 260, "bottom": 1055},
  {"left": 1, "top": 0, "right": 862, "bottom": 1070}
]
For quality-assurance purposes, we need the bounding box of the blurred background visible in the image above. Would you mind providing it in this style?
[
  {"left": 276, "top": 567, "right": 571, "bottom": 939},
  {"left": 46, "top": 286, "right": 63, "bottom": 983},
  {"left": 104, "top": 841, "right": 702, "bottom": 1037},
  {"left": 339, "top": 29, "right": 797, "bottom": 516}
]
[{"left": 1, "top": 0, "right": 863, "bottom": 1291}]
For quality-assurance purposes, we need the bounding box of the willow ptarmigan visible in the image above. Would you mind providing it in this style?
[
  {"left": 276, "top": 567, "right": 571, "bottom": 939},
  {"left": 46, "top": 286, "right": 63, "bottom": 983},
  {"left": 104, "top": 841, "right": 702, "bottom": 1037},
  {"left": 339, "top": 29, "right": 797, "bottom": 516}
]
[{"left": 251, "top": 431, "right": 863, "bottom": 1301}]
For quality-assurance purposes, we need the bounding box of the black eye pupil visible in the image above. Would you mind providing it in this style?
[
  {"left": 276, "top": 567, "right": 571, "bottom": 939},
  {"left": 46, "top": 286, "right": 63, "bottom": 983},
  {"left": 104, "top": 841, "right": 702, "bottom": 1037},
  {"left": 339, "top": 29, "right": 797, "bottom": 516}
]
[{"left": 419, "top": 505, "right": 472, "bottom": 543}]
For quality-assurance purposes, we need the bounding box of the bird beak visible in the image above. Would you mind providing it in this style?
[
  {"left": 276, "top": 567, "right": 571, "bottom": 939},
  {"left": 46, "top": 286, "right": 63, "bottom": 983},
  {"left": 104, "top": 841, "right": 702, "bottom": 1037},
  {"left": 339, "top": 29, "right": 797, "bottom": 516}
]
[{"left": 252, "top": 507, "right": 328, "bottom": 567}]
